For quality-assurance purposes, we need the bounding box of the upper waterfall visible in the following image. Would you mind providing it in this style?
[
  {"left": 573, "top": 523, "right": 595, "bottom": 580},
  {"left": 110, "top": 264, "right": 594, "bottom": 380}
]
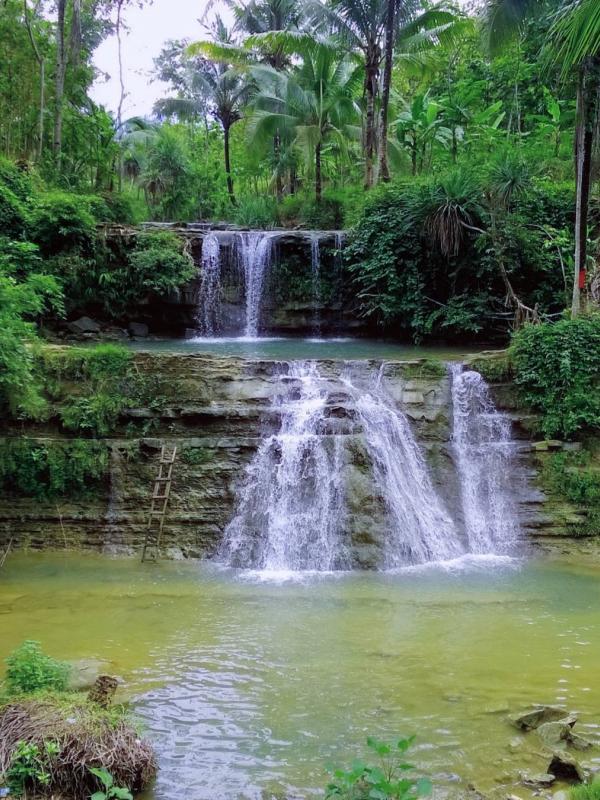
[
  {"left": 450, "top": 364, "right": 520, "bottom": 553},
  {"left": 196, "top": 233, "right": 221, "bottom": 336},
  {"left": 236, "top": 231, "right": 277, "bottom": 338}
]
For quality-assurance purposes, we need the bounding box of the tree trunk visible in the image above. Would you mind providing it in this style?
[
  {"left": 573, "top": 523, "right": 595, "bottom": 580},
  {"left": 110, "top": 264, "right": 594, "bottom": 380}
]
[
  {"left": 223, "top": 122, "right": 236, "bottom": 204},
  {"left": 53, "top": 0, "right": 67, "bottom": 169},
  {"left": 572, "top": 61, "right": 597, "bottom": 317},
  {"left": 315, "top": 141, "right": 322, "bottom": 204},
  {"left": 274, "top": 130, "right": 283, "bottom": 201},
  {"left": 363, "top": 48, "right": 380, "bottom": 189},
  {"left": 116, "top": 0, "right": 125, "bottom": 192},
  {"left": 23, "top": 0, "right": 45, "bottom": 162},
  {"left": 378, "top": 0, "right": 395, "bottom": 183}
]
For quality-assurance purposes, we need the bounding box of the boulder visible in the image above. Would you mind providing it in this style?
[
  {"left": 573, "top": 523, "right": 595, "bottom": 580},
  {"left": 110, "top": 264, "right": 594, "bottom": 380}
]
[
  {"left": 548, "top": 751, "right": 585, "bottom": 782},
  {"left": 129, "top": 321, "right": 149, "bottom": 337},
  {"left": 67, "top": 657, "right": 113, "bottom": 691},
  {"left": 567, "top": 732, "right": 593, "bottom": 751},
  {"left": 510, "top": 706, "right": 571, "bottom": 731},
  {"left": 520, "top": 772, "right": 556, "bottom": 788},
  {"left": 67, "top": 315, "right": 101, "bottom": 334},
  {"left": 537, "top": 721, "right": 572, "bottom": 747}
]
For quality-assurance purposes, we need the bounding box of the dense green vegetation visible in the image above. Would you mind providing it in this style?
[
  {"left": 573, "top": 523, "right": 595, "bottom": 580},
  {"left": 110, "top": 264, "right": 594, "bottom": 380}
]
[
  {"left": 1, "top": 0, "right": 600, "bottom": 343},
  {"left": 511, "top": 315, "right": 600, "bottom": 438}
]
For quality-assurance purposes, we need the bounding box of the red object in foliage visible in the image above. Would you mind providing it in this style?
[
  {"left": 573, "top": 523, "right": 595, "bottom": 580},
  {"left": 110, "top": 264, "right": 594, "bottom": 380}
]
[{"left": 578, "top": 269, "right": 586, "bottom": 289}]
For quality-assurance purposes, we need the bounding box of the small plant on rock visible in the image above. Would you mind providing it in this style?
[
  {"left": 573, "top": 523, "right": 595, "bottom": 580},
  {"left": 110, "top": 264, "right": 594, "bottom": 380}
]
[
  {"left": 88, "top": 767, "right": 133, "bottom": 800},
  {"left": 326, "top": 736, "right": 432, "bottom": 800}
]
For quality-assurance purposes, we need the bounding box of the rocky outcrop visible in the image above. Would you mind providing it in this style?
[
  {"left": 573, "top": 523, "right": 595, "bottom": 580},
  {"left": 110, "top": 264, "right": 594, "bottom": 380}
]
[{"left": 0, "top": 350, "right": 564, "bottom": 561}]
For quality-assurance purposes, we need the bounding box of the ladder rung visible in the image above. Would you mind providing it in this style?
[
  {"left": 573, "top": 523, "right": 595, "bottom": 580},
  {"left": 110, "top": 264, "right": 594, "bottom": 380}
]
[{"left": 142, "top": 446, "right": 177, "bottom": 563}]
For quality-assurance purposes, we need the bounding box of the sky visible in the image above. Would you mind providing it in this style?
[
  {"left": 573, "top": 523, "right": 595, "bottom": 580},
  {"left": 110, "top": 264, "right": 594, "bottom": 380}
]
[{"left": 90, "top": 0, "right": 231, "bottom": 119}]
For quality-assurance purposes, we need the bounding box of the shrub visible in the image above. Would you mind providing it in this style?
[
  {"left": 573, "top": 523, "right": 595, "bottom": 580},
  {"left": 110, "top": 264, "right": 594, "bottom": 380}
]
[
  {"left": 0, "top": 271, "right": 64, "bottom": 419},
  {"left": 91, "top": 230, "right": 195, "bottom": 315},
  {"left": 5, "top": 739, "right": 59, "bottom": 794},
  {"left": 29, "top": 191, "right": 97, "bottom": 257},
  {"left": 0, "top": 157, "right": 34, "bottom": 202},
  {"left": 0, "top": 184, "right": 29, "bottom": 239},
  {"left": 540, "top": 448, "right": 600, "bottom": 536},
  {"left": 36, "top": 345, "right": 135, "bottom": 435},
  {"left": 511, "top": 316, "right": 600, "bottom": 438},
  {"left": 4, "top": 642, "right": 70, "bottom": 695},
  {"left": 326, "top": 736, "right": 432, "bottom": 800},
  {"left": 0, "top": 439, "right": 109, "bottom": 499},
  {"left": 232, "top": 195, "right": 279, "bottom": 228}
]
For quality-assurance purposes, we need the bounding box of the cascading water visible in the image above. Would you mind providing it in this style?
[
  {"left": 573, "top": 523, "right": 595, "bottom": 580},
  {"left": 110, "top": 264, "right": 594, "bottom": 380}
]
[
  {"left": 219, "top": 362, "right": 347, "bottom": 571},
  {"left": 196, "top": 233, "right": 221, "bottom": 335},
  {"left": 344, "top": 368, "right": 463, "bottom": 566},
  {"left": 450, "top": 364, "right": 520, "bottom": 552},
  {"left": 236, "top": 231, "right": 275, "bottom": 338},
  {"left": 310, "top": 234, "right": 321, "bottom": 336}
]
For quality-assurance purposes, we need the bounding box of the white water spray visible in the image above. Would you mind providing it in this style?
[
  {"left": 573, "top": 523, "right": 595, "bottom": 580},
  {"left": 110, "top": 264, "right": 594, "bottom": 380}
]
[
  {"left": 196, "top": 233, "right": 221, "bottom": 336},
  {"left": 219, "top": 362, "right": 347, "bottom": 570},
  {"left": 345, "top": 368, "right": 463, "bottom": 566},
  {"left": 310, "top": 234, "right": 321, "bottom": 336},
  {"left": 450, "top": 364, "right": 520, "bottom": 553},
  {"left": 236, "top": 232, "right": 275, "bottom": 338}
]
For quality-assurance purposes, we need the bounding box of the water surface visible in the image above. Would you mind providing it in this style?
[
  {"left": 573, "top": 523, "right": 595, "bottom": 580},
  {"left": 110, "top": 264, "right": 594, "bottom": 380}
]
[
  {"left": 128, "top": 337, "right": 478, "bottom": 361},
  {"left": 1, "top": 553, "right": 599, "bottom": 799}
]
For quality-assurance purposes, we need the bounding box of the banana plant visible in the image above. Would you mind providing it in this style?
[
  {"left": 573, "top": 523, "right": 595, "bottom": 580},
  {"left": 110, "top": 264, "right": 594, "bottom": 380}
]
[{"left": 393, "top": 92, "right": 452, "bottom": 175}]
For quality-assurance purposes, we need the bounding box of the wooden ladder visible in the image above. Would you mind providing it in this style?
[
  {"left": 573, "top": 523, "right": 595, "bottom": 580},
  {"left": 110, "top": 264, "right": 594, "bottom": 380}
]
[{"left": 141, "top": 445, "right": 177, "bottom": 563}]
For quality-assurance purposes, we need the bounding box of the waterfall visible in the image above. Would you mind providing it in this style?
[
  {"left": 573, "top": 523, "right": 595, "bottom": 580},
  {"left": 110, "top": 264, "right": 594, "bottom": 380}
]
[
  {"left": 196, "top": 233, "right": 221, "bottom": 336},
  {"left": 450, "top": 364, "right": 520, "bottom": 552},
  {"left": 345, "top": 368, "right": 463, "bottom": 566},
  {"left": 236, "top": 232, "right": 275, "bottom": 338},
  {"left": 219, "top": 362, "right": 347, "bottom": 571},
  {"left": 310, "top": 234, "right": 321, "bottom": 336}
]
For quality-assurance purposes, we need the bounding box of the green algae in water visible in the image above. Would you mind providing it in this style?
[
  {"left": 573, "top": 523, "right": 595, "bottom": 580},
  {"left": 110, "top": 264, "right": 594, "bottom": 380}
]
[{"left": 1, "top": 552, "right": 599, "bottom": 800}]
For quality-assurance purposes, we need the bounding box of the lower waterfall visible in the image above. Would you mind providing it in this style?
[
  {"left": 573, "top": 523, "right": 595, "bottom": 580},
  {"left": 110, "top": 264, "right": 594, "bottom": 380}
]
[
  {"left": 219, "top": 361, "right": 521, "bottom": 572},
  {"left": 218, "top": 362, "right": 347, "bottom": 570},
  {"left": 347, "top": 370, "right": 463, "bottom": 566},
  {"left": 450, "top": 364, "right": 520, "bottom": 553}
]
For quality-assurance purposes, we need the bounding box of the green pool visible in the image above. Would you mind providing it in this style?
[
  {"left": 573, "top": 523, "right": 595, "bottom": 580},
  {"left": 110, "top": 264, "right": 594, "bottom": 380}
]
[
  {"left": 1, "top": 553, "right": 599, "bottom": 798},
  {"left": 127, "top": 336, "right": 478, "bottom": 362}
]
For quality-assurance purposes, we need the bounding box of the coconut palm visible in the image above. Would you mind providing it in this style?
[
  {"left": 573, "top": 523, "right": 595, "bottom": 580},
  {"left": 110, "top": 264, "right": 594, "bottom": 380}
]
[
  {"left": 482, "top": 0, "right": 600, "bottom": 316},
  {"left": 248, "top": 40, "right": 362, "bottom": 202},
  {"left": 166, "top": 17, "right": 250, "bottom": 204}
]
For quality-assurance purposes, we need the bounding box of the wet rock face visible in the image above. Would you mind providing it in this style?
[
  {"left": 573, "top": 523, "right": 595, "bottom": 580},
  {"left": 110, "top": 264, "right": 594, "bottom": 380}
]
[{"left": 0, "top": 352, "right": 548, "bottom": 563}]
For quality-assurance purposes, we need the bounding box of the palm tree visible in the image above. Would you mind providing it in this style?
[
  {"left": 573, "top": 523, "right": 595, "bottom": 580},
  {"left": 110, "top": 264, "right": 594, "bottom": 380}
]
[
  {"left": 309, "top": 0, "right": 398, "bottom": 188},
  {"left": 177, "top": 18, "right": 250, "bottom": 204},
  {"left": 483, "top": 0, "right": 600, "bottom": 316},
  {"left": 248, "top": 40, "right": 362, "bottom": 202}
]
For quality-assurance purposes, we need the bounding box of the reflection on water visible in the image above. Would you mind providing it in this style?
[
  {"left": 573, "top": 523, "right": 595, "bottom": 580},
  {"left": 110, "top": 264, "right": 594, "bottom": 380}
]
[
  {"left": 128, "top": 336, "right": 476, "bottom": 362},
  {"left": 1, "top": 553, "right": 599, "bottom": 799}
]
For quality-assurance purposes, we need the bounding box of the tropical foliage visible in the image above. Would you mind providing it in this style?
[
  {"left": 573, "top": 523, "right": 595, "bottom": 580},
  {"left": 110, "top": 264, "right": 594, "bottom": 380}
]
[{"left": 1, "top": 0, "right": 600, "bottom": 342}]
